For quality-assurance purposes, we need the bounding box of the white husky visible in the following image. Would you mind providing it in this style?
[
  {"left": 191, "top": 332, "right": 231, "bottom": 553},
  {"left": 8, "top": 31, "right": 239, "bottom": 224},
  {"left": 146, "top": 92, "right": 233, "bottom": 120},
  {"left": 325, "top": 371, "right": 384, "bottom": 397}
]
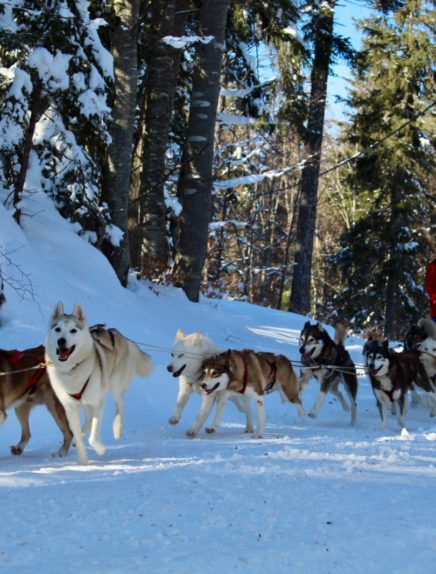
[
  {"left": 167, "top": 329, "right": 253, "bottom": 437},
  {"left": 45, "top": 302, "right": 153, "bottom": 465}
]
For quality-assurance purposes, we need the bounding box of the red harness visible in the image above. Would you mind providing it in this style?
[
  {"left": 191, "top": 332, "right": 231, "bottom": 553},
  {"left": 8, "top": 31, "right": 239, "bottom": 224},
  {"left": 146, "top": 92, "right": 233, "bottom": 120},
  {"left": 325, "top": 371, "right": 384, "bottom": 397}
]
[
  {"left": 0, "top": 349, "right": 46, "bottom": 390},
  {"left": 69, "top": 377, "right": 90, "bottom": 401}
]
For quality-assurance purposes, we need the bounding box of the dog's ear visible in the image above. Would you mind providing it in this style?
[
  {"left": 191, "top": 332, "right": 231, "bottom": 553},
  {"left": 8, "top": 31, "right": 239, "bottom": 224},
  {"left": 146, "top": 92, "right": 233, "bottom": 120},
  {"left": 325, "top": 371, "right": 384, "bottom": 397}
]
[
  {"left": 382, "top": 339, "right": 389, "bottom": 350},
  {"left": 51, "top": 301, "right": 64, "bottom": 321},
  {"left": 316, "top": 322, "right": 324, "bottom": 332},
  {"left": 175, "top": 328, "right": 185, "bottom": 340},
  {"left": 72, "top": 303, "right": 86, "bottom": 323}
]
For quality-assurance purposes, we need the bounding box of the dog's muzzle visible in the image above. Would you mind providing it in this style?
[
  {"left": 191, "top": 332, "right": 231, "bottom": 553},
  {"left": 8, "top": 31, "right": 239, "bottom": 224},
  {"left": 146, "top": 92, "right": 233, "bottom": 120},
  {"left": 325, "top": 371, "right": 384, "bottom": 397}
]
[
  {"left": 201, "top": 381, "right": 220, "bottom": 395},
  {"left": 302, "top": 348, "right": 315, "bottom": 361},
  {"left": 56, "top": 344, "right": 76, "bottom": 362},
  {"left": 167, "top": 364, "right": 186, "bottom": 378}
]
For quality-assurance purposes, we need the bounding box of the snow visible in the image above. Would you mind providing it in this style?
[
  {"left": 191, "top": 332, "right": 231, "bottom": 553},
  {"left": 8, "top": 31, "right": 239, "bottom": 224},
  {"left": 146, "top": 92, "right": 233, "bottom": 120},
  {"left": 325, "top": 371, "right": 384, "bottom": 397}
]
[
  {"left": 0, "top": 194, "right": 435, "bottom": 573},
  {"left": 162, "top": 35, "right": 215, "bottom": 49}
]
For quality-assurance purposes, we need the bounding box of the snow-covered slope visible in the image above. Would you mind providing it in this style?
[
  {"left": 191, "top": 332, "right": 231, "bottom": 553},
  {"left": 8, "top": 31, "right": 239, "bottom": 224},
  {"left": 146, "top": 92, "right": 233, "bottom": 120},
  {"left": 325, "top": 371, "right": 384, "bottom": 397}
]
[{"left": 0, "top": 194, "right": 435, "bottom": 574}]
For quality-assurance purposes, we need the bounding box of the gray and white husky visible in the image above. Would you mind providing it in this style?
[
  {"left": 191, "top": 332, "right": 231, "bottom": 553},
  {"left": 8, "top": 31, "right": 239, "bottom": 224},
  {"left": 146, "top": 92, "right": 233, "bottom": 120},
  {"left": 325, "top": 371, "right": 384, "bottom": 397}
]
[
  {"left": 45, "top": 302, "right": 153, "bottom": 465},
  {"left": 167, "top": 329, "right": 253, "bottom": 437}
]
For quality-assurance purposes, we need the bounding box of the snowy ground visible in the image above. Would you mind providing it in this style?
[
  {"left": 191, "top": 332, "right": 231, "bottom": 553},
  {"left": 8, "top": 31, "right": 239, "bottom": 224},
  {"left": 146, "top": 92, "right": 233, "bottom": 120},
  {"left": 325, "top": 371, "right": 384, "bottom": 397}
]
[{"left": 0, "top": 194, "right": 435, "bottom": 574}]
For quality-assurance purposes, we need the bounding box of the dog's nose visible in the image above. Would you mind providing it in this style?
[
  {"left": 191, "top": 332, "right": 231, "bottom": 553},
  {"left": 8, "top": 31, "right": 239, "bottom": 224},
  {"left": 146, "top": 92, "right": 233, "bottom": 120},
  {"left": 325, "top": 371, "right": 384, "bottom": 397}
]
[
  {"left": 57, "top": 337, "right": 67, "bottom": 348},
  {"left": 167, "top": 365, "right": 173, "bottom": 373},
  {"left": 200, "top": 383, "right": 206, "bottom": 389},
  {"left": 299, "top": 346, "right": 304, "bottom": 354}
]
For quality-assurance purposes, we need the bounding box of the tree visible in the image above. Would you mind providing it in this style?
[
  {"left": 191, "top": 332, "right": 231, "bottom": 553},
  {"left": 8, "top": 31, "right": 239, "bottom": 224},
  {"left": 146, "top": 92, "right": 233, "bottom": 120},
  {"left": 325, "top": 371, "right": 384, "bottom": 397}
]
[
  {"left": 0, "top": 0, "right": 113, "bottom": 242},
  {"left": 101, "top": 0, "right": 140, "bottom": 286},
  {"left": 290, "top": 0, "right": 353, "bottom": 315},
  {"left": 331, "top": 0, "right": 435, "bottom": 337},
  {"left": 173, "top": 0, "right": 231, "bottom": 302}
]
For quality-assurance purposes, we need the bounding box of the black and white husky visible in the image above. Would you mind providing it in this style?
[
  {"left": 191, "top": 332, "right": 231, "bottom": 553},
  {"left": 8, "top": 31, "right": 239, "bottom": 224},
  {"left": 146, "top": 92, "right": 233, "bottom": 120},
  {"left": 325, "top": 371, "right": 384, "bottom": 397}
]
[
  {"left": 46, "top": 302, "right": 153, "bottom": 465},
  {"left": 364, "top": 338, "right": 434, "bottom": 428},
  {"left": 299, "top": 322, "right": 358, "bottom": 424}
]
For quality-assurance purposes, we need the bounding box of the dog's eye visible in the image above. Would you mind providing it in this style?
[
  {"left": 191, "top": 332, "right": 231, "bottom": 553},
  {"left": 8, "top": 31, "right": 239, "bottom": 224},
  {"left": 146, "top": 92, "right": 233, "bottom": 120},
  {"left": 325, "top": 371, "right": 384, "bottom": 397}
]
[
  {"left": 70, "top": 328, "right": 77, "bottom": 334},
  {"left": 54, "top": 327, "right": 61, "bottom": 333},
  {"left": 178, "top": 354, "right": 184, "bottom": 358}
]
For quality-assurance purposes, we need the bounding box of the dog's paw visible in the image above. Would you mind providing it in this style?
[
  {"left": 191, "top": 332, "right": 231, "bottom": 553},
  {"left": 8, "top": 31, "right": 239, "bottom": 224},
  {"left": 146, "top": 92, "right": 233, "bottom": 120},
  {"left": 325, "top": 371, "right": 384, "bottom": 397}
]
[
  {"left": 205, "top": 427, "right": 216, "bottom": 434},
  {"left": 168, "top": 416, "right": 180, "bottom": 425},
  {"left": 90, "top": 441, "right": 106, "bottom": 456},
  {"left": 308, "top": 411, "right": 317, "bottom": 418},
  {"left": 185, "top": 429, "right": 197, "bottom": 438},
  {"left": 10, "top": 445, "right": 23, "bottom": 456},
  {"left": 245, "top": 426, "right": 254, "bottom": 433}
]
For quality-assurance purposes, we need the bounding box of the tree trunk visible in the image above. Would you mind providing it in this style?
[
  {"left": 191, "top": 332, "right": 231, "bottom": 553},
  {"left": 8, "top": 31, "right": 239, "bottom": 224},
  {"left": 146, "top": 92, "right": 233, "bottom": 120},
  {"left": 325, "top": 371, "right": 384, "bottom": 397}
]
[
  {"left": 101, "top": 0, "right": 139, "bottom": 286},
  {"left": 174, "top": 0, "right": 230, "bottom": 302},
  {"left": 289, "top": 0, "right": 335, "bottom": 315},
  {"left": 13, "top": 78, "right": 46, "bottom": 224},
  {"left": 135, "top": 0, "right": 185, "bottom": 277}
]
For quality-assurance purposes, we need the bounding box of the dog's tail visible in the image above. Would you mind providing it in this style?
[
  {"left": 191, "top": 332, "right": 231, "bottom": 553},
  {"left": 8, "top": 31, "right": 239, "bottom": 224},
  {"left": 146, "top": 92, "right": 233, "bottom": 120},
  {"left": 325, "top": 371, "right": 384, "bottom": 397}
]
[
  {"left": 131, "top": 343, "right": 153, "bottom": 378},
  {"left": 418, "top": 317, "right": 436, "bottom": 339},
  {"left": 334, "top": 322, "right": 348, "bottom": 345}
]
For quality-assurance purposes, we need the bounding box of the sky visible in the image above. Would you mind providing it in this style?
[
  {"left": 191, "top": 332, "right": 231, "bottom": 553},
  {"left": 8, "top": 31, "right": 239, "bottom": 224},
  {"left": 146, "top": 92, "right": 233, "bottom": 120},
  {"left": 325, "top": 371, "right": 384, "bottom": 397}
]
[
  {"left": 0, "top": 183, "right": 435, "bottom": 573},
  {"left": 327, "top": 0, "right": 372, "bottom": 122}
]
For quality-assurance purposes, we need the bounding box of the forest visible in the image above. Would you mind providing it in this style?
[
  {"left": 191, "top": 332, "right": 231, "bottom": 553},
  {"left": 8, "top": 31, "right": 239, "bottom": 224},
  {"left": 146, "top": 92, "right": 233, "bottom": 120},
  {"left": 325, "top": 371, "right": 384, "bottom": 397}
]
[{"left": 0, "top": 0, "right": 434, "bottom": 338}]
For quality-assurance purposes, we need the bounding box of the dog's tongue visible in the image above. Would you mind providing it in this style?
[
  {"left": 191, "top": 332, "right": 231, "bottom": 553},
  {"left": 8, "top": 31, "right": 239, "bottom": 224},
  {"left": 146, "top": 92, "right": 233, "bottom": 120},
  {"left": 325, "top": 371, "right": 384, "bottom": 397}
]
[
  {"left": 58, "top": 348, "right": 71, "bottom": 360},
  {"left": 303, "top": 351, "right": 312, "bottom": 361}
]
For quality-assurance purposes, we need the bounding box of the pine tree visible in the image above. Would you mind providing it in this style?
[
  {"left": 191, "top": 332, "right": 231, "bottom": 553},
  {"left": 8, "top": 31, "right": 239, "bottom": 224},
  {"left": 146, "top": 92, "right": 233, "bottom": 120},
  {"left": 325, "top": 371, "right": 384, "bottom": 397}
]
[
  {"left": 0, "top": 0, "right": 112, "bottom": 241},
  {"left": 332, "top": 0, "right": 435, "bottom": 337}
]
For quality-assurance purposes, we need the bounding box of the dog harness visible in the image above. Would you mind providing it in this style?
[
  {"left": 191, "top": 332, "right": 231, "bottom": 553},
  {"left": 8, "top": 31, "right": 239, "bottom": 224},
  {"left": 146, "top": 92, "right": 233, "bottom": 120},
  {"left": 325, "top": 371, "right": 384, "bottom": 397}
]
[
  {"left": 0, "top": 348, "right": 46, "bottom": 391},
  {"left": 235, "top": 351, "right": 249, "bottom": 394},
  {"left": 265, "top": 361, "right": 277, "bottom": 394},
  {"left": 68, "top": 377, "right": 90, "bottom": 401}
]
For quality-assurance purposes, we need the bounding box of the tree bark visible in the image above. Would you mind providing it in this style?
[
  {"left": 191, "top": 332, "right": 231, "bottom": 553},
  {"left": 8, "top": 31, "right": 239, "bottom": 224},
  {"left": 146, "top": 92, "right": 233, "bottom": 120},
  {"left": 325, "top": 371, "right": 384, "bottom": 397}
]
[
  {"left": 174, "top": 0, "right": 230, "bottom": 302},
  {"left": 289, "top": 0, "right": 335, "bottom": 315},
  {"left": 101, "top": 0, "right": 139, "bottom": 286},
  {"left": 13, "top": 78, "right": 46, "bottom": 224},
  {"left": 135, "top": 0, "right": 186, "bottom": 277}
]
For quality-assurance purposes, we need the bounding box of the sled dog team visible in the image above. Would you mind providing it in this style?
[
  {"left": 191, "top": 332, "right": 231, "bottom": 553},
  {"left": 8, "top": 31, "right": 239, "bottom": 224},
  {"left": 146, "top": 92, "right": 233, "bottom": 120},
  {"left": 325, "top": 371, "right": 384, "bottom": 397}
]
[{"left": 1, "top": 303, "right": 436, "bottom": 465}]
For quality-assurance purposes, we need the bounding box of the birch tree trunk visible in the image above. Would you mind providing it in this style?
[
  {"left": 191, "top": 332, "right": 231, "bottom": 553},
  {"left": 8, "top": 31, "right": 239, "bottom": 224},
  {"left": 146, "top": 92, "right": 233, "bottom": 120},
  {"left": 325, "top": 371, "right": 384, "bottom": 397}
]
[
  {"left": 289, "top": 0, "right": 335, "bottom": 315},
  {"left": 174, "top": 0, "right": 230, "bottom": 302},
  {"left": 101, "top": 0, "right": 139, "bottom": 286}
]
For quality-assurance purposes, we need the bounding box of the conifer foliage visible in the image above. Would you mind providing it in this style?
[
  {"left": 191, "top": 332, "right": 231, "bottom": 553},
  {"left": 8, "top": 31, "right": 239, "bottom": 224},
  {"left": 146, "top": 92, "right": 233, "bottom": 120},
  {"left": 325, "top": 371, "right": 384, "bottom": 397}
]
[
  {"left": 0, "top": 0, "right": 113, "bottom": 242},
  {"left": 331, "top": 0, "right": 435, "bottom": 337}
]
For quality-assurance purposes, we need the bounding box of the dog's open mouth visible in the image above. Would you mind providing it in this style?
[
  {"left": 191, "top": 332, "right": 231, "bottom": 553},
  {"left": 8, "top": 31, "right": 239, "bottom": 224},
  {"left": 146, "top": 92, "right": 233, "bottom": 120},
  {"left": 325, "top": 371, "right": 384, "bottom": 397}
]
[
  {"left": 56, "top": 345, "right": 75, "bottom": 362},
  {"left": 303, "top": 349, "right": 315, "bottom": 361},
  {"left": 173, "top": 364, "right": 186, "bottom": 378},
  {"left": 202, "top": 382, "right": 220, "bottom": 395},
  {"left": 369, "top": 366, "right": 382, "bottom": 376}
]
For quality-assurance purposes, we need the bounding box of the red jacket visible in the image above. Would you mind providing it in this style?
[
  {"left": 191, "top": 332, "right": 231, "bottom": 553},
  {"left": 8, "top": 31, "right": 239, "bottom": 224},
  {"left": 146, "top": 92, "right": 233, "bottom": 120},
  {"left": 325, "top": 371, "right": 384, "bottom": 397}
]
[{"left": 426, "top": 258, "right": 436, "bottom": 318}]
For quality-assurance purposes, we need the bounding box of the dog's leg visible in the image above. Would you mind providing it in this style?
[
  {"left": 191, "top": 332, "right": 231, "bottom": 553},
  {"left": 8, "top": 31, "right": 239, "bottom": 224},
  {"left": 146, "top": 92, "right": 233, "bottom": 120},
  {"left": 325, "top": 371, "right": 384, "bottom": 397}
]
[
  {"left": 81, "top": 405, "right": 92, "bottom": 438},
  {"left": 186, "top": 393, "right": 215, "bottom": 438},
  {"left": 228, "top": 395, "right": 254, "bottom": 432},
  {"left": 112, "top": 394, "right": 124, "bottom": 440},
  {"left": 330, "top": 386, "right": 350, "bottom": 412},
  {"left": 410, "top": 384, "right": 420, "bottom": 407},
  {"left": 254, "top": 396, "right": 265, "bottom": 438},
  {"left": 397, "top": 395, "right": 408, "bottom": 429},
  {"left": 11, "top": 402, "right": 32, "bottom": 455},
  {"left": 169, "top": 379, "right": 192, "bottom": 425},
  {"left": 66, "top": 405, "right": 89, "bottom": 465},
  {"left": 426, "top": 393, "right": 436, "bottom": 417},
  {"left": 308, "top": 381, "right": 329, "bottom": 418},
  {"left": 43, "top": 393, "right": 73, "bottom": 457},
  {"left": 299, "top": 368, "right": 312, "bottom": 392},
  {"left": 88, "top": 401, "right": 106, "bottom": 456},
  {"left": 375, "top": 395, "right": 388, "bottom": 430},
  {"left": 341, "top": 374, "right": 358, "bottom": 425},
  {"left": 206, "top": 390, "right": 233, "bottom": 434}
]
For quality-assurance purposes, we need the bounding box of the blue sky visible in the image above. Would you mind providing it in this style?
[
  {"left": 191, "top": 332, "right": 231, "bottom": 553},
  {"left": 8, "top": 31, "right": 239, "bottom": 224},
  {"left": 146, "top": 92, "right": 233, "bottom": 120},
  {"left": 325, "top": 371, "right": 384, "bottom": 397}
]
[{"left": 327, "top": 1, "right": 372, "bottom": 122}]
